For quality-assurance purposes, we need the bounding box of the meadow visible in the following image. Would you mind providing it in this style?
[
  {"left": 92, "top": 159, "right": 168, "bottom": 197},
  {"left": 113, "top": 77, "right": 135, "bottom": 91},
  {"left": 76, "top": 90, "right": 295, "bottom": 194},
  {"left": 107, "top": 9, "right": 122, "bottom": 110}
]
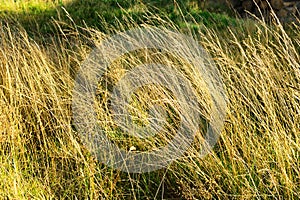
[{"left": 0, "top": 0, "right": 299, "bottom": 199}]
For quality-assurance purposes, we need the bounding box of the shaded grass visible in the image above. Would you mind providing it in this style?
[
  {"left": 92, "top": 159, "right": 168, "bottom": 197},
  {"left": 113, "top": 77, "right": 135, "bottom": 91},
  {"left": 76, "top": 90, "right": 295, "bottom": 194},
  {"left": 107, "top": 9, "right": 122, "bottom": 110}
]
[{"left": 0, "top": 0, "right": 237, "bottom": 36}]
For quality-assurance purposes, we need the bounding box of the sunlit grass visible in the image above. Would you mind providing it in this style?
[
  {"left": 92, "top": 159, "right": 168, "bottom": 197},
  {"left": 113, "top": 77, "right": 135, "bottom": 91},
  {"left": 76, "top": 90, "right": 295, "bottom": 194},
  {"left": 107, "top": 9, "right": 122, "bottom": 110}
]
[
  {"left": 0, "top": 0, "right": 69, "bottom": 12},
  {"left": 0, "top": 2, "right": 299, "bottom": 199}
]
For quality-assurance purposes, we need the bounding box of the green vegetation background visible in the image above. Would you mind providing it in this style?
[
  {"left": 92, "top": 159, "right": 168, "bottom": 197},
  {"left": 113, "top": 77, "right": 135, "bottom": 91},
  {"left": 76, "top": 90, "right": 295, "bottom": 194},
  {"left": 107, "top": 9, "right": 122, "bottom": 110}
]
[{"left": 0, "top": 0, "right": 237, "bottom": 35}]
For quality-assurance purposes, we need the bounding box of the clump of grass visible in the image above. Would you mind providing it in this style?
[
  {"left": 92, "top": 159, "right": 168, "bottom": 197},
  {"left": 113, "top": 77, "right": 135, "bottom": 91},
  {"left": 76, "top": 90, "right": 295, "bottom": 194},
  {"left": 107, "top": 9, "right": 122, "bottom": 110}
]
[{"left": 0, "top": 8, "right": 299, "bottom": 200}]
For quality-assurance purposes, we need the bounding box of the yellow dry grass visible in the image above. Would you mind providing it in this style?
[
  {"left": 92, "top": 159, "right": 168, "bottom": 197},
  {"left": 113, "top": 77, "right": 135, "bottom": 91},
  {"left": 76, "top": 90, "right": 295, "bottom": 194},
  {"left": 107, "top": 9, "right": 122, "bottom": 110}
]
[{"left": 0, "top": 12, "right": 299, "bottom": 199}]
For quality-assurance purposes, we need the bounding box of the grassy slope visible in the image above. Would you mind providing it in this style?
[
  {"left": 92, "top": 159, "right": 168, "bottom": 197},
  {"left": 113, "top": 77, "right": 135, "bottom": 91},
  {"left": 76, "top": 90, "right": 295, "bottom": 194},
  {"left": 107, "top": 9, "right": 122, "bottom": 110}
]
[
  {"left": 0, "top": 0, "right": 237, "bottom": 34},
  {"left": 0, "top": 0, "right": 299, "bottom": 199}
]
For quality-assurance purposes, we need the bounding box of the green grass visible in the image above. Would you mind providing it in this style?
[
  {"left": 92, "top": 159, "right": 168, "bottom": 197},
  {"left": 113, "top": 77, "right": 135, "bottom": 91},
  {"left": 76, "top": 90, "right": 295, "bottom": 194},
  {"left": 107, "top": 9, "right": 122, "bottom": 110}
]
[{"left": 0, "top": 0, "right": 238, "bottom": 35}]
